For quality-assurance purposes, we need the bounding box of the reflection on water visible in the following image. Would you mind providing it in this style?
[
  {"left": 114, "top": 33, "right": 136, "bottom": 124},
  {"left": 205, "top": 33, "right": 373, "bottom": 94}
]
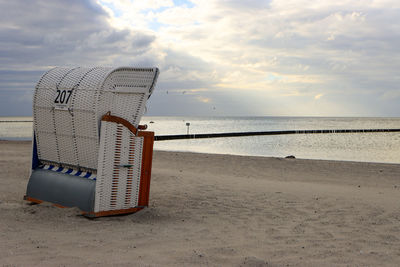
[
  {"left": 143, "top": 116, "right": 400, "bottom": 164},
  {"left": 0, "top": 117, "right": 33, "bottom": 140}
]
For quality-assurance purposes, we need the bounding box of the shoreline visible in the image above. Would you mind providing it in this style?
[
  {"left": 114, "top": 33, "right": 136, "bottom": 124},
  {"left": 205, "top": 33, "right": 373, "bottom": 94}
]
[
  {"left": 2, "top": 139, "right": 399, "bottom": 166},
  {"left": 1, "top": 141, "right": 400, "bottom": 266}
]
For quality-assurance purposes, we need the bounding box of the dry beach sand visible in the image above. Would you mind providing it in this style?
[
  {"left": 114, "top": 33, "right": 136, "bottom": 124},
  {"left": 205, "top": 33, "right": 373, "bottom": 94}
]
[{"left": 1, "top": 140, "right": 400, "bottom": 266}]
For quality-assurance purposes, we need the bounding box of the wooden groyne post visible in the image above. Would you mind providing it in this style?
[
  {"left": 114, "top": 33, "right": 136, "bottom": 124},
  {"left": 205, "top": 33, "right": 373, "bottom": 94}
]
[{"left": 154, "top": 128, "right": 400, "bottom": 141}]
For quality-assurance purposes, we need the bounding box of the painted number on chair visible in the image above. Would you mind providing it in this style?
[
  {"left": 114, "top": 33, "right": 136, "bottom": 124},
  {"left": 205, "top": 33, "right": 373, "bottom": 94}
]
[{"left": 54, "top": 89, "right": 73, "bottom": 110}]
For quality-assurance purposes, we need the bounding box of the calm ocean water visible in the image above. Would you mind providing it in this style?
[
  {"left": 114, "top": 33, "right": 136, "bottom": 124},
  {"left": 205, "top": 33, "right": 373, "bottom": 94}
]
[{"left": 1, "top": 116, "right": 400, "bottom": 164}]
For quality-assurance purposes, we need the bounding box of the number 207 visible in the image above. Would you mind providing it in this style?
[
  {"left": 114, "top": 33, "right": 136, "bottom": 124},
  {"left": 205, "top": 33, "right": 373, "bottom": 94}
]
[{"left": 55, "top": 89, "right": 72, "bottom": 104}]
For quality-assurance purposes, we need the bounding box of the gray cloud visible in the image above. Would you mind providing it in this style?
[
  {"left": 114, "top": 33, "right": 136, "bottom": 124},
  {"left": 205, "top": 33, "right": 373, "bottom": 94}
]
[
  {"left": 0, "top": 0, "right": 159, "bottom": 116},
  {"left": 157, "top": 48, "right": 219, "bottom": 91},
  {"left": 1, "top": 0, "right": 400, "bottom": 117}
]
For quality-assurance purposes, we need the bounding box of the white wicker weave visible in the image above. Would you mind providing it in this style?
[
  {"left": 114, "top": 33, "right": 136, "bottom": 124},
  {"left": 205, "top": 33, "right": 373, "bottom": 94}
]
[
  {"left": 95, "top": 121, "right": 144, "bottom": 212},
  {"left": 31, "top": 66, "right": 158, "bottom": 215},
  {"left": 33, "top": 67, "right": 158, "bottom": 171}
]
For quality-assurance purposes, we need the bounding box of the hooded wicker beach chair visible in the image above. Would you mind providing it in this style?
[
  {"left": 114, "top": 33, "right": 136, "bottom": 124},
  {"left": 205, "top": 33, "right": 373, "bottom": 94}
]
[{"left": 25, "top": 66, "right": 159, "bottom": 217}]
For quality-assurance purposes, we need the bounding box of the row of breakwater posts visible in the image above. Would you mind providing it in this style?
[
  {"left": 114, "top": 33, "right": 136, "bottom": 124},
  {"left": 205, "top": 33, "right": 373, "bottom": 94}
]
[
  {"left": 2, "top": 120, "right": 400, "bottom": 141},
  {"left": 155, "top": 128, "right": 400, "bottom": 141}
]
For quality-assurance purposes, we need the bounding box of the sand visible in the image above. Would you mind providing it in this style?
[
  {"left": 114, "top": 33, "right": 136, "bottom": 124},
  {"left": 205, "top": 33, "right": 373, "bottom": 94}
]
[{"left": 1, "top": 140, "right": 400, "bottom": 266}]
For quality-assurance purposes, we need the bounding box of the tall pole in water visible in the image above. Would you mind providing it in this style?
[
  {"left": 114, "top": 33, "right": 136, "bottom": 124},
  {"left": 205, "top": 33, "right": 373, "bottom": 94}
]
[{"left": 186, "top": 122, "right": 190, "bottom": 134}]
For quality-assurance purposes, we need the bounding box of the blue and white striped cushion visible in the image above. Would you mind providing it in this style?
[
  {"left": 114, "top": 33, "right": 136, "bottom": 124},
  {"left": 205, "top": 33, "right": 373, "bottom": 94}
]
[{"left": 39, "top": 165, "right": 96, "bottom": 180}]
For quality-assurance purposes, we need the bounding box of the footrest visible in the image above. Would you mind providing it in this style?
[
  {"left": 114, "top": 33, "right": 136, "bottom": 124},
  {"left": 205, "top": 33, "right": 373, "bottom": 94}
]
[{"left": 25, "top": 169, "right": 96, "bottom": 212}]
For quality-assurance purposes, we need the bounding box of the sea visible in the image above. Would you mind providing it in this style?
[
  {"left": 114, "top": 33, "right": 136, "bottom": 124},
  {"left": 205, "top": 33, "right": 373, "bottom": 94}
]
[{"left": 1, "top": 116, "right": 400, "bottom": 164}]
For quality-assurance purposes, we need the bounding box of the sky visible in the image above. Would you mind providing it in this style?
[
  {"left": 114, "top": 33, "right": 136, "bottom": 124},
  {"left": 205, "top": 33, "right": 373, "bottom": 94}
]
[{"left": 0, "top": 0, "right": 399, "bottom": 117}]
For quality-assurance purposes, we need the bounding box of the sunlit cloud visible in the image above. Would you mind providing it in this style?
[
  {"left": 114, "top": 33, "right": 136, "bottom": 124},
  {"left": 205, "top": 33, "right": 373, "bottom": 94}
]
[
  {"left": 314, "top": 94, "right": 324, "bottom": 100},
  {"left": 0, "top": 0, "right": 399, "bottom": 116},
  {"left": 196, "top": 96, "right": 211, "bottom": 103}
]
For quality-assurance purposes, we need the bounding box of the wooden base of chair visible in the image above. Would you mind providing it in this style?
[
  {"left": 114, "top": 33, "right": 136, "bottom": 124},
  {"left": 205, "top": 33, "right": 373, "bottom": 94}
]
[
  {"left": 24, "top": 195, "right": 145, "bottom": 218},
  {"left": 82, "top": 207, "right": 144, "bottom": 218},
  {"left": 24, "top": 196, "right": 67, "bottom": 208},
  {"left": 24, "top": 196, "right": 43, "bottom": 204}
]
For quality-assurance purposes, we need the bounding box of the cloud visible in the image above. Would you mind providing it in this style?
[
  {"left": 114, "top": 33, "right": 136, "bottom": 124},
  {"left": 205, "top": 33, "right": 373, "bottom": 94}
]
[
  {"left": 0, "top": 0, "right": 162, "bottom": 115},
  {"left": 1, "top": 0, "right": 400, "bottom": 116},
  {"left": 156, "top": 0, "right": 400, "bottom": 115},
  {"left": 196, "top": 96, "right": 211, "bottom": 103},
  {"left": 314, "top": 94, "right": 323, "bottom": 100}
]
